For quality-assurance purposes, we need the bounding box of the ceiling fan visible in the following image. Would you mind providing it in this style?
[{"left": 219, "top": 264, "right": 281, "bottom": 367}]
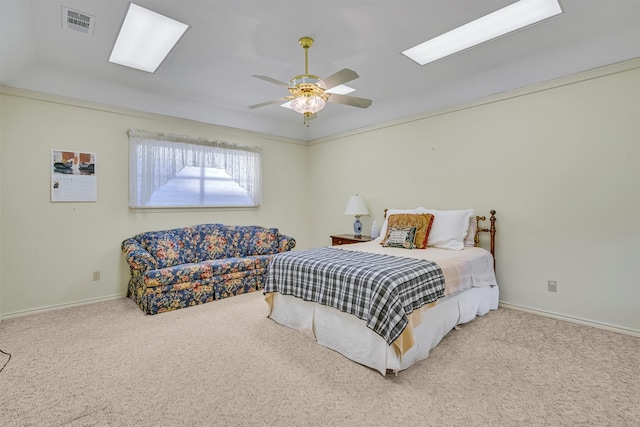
[{"left": 249, "top": 36, "right": 372, "bottom": 124}]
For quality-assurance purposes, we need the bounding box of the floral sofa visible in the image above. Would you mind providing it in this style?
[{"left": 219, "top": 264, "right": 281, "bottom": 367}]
[{"left": 121, "top": 224, "right": 296, "bottom": 314}]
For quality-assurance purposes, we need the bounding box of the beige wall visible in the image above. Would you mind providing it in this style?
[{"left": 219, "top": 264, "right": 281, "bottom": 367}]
[
  {"left": 2, "top": 61, "right": 638, "bottom": 334},
  {"left": 0, "top": 91, "right": 310, "bottom": 316},
  {"left": 308, "top": 63, "right": 640, "bottom": 333}
]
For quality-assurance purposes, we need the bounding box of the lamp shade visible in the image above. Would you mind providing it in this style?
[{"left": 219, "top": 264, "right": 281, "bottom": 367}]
[{"left": 344, "top": 195, "right": 369, "bottom": 216}]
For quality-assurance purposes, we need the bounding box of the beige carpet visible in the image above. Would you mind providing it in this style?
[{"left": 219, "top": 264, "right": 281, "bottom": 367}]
[{"left": 0, "top": 291, "right": 638, "bottom": 427}]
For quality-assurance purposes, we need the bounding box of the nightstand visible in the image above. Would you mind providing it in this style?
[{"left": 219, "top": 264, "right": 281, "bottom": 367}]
[{"left": 330, "top": 234, "right": 373, "bottom": 246}]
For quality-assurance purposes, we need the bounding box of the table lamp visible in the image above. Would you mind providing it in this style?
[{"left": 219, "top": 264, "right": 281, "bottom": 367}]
[{"left": 344, "top": 194, "right": 370, "bottom": 238}]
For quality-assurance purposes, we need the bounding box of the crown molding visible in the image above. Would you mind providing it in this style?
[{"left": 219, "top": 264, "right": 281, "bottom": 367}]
[
  {"left": 308, "top": 58, "right": 640, "bottom": 146},
  {"left": 4, "top": 57, "right": 638, "bottom": 147},
  {"left": 0, "top": 85, "right": 307, "bottom": 146}
]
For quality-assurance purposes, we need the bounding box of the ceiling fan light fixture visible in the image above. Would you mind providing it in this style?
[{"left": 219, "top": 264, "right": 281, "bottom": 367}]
[
  {"left": 288, "top": 78, "right": 329, "bottom": 116},
  {"left": 289, "top": 95, "right": 327, "bottom": 116}
]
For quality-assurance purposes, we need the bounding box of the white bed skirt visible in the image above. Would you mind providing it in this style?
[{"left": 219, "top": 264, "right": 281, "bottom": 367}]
[{"left": 267, "top": 285, "right": 499, "bottom": 375}]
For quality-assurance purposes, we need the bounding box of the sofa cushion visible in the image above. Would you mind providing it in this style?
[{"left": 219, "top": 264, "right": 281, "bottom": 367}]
[
  {"left": 247, "top": 227, "right": 280, "bottom": 255},
  {"left": 223, "top": 225, "right": 251, "bottom": 258},
  {"left": 136, "top": 228, "right": 196, "bottom": 269},
  {"left": 193, "top": 224, "right": 232, "bottom": 261},
  {"left": 205, "top": 255, "right": 273, "bottom": 277},
  {"left": 221, "top": 225, "right": 277, "bottom": 257},
  {"left": 144, "top": 255, "right": 273, "bottom": 288},
  {"left": 175, "top": 224, "right": 282, "bottom": 262}
]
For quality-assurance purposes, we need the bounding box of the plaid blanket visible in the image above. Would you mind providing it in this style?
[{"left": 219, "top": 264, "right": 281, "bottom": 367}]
[{"left": 264, "top": 247, "right": 445, "bottom": 345}]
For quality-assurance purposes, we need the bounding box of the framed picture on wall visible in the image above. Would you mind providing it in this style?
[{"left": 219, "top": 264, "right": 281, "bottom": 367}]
[{"left": 51, "top": 149, "right": 97, "bottom": 202}]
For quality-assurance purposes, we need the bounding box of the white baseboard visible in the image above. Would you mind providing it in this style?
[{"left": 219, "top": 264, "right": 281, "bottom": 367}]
[
  {"left": 498, "top": 301, "right": 640, "bottom": 338},
  {"left": 3, "top": 296, "right": 637, "bottom": 338},
  {"left": 1, "top": 293, "right": 127, "bottom": 320}
]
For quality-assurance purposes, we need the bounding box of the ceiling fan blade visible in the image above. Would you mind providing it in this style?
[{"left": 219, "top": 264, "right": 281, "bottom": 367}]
[
  {"left": 249, "top": 97, "right": 291, "bottom": 109},
  {"left": 251, "top": 74, "right": 291, "bottom": 87},
  {"left": 327, "top": 93, "right": 372, "bottom": 109},
  {"left": 322, "top": 68, "right": 359, "bottom": 90}
]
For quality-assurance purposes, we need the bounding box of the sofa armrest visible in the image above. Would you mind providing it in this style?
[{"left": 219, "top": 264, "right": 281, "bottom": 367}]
[
  {"left": 121, "top": 238, "right": 158, "bottom": 272},
  {"left": 277, "top": 234, "right": 296, "bottom": 253}
]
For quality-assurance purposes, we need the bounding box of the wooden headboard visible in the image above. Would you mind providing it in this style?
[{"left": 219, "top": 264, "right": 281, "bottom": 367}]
[{"left": 382, "top": 209, "right": 497, "bottom": 270}]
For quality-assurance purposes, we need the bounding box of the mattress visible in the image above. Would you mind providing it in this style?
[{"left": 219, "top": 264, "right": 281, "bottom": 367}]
[{"left": 265, "top": 241, "right": 499, "bottom": 375}]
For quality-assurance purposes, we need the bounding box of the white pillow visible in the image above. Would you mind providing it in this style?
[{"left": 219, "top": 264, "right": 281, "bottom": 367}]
[
  {"left": 378, "top": 207, "right": 428, "bottom": 241},
  {"left": 464, "top": 216, "right": 477, "bottom": 247},
  {"left": 424, "top": 209, "right": 474, "bottom": 250}
]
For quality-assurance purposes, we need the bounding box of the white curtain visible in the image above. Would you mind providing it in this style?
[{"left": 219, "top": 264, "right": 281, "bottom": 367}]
[{"left": 128, "top": 129, "right": 262, "bottom": 207}]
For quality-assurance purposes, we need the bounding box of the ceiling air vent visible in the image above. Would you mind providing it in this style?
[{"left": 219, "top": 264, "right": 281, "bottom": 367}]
[{"left": 62, "top": 6, "right": 95, "bottom": 35}]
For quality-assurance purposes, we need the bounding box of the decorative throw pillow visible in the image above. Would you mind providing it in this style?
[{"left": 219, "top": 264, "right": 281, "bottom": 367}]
[
  {"left": 384, "top": 213, "right": 434, "bottom": 249},
  {"left": 138, "top": 228, "right": 196, "bottom": 268},
  {"left": 193, "top": 224, "right": 230, "bottom": 261},
  {"left": 382, "top": 227, "right": 417, "bottom": 249},
  {"left": 247, "top": 227, "right": 279, "bottom": 256},
  {"left": 379, "top": 207, "right": 428, "bottom": 240}
]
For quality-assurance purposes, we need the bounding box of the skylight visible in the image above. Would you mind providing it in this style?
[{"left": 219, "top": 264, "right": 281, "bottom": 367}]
[
  {"left": 402, "top": 0, "right": 562, "bottom": 66},
  {"left": 108, "top": 3, "right": 189, "bottom": 73}
]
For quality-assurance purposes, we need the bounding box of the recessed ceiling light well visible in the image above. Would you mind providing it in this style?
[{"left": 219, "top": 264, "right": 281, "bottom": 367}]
[
  {"left": 402, "top": 0, "right": 563, "bottom": 66},
  {"left": 109, "top": 3, "right": 189, "bottom": 73}
]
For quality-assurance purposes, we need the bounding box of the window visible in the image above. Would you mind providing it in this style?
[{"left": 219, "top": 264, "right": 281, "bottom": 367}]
[{"left": 128, "top": 129, "right": 261, "bottom": 208}]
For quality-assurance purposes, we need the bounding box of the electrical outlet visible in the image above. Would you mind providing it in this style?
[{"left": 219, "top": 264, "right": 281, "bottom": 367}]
[
  {"left": 92, "top": 271, "right": 101, "bottom": 281},
  {"left": 547, "top": 280, "right": 557, "bottom": 292}
]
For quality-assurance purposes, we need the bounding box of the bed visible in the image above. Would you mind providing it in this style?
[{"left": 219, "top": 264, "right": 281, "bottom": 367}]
[{"left": 264, "top": 208, "right": 498, "bottom": 375}]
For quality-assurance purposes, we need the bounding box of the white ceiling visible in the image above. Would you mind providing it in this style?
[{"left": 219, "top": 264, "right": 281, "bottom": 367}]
[{"left": 1, "top": 0, "right": 639, "bottom": 142}]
